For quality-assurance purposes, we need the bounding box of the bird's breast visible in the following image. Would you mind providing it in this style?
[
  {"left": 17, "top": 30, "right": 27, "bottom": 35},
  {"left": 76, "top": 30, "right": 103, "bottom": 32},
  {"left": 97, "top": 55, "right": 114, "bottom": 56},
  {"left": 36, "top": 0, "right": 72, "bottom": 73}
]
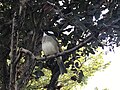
[{"left": 42, "top": 42, "right": 58, "bottom": 55}]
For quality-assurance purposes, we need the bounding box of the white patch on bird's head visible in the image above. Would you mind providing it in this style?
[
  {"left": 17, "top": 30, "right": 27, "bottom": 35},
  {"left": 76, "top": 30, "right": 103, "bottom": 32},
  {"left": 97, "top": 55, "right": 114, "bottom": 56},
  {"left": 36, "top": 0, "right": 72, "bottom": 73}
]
[
  {"left": 43, "top": 31, "right": 54, "bottom": 36},
  {"left": 48, "top": 31, "right": 54, "bottom": 34},
  {"left": 43, "top": 32, "right": 47, "bottom": 36}
]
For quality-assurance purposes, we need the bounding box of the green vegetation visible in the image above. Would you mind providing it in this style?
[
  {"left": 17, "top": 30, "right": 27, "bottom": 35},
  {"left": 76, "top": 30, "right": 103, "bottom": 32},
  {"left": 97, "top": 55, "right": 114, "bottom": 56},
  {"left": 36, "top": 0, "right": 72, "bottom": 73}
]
[
  {"left": 25, "top": 49, "right": 110, "bottom": 90},
  {"left": 0, "top": 0, "right": 119, "bottom": 90}
]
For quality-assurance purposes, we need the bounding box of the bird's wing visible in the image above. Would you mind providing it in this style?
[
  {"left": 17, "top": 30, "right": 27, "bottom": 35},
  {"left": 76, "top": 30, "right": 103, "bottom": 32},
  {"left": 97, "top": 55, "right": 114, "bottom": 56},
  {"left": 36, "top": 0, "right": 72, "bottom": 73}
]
[{"left": 51, "top": 35, "right": 62, "bottom": 52}]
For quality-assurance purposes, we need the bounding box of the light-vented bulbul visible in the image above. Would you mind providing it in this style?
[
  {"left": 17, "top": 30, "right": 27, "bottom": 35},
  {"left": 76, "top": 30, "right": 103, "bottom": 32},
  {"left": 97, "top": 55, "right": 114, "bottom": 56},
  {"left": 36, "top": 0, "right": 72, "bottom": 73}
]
[{"left": 42, "top": 32, "right": 66, "bottom": 74}]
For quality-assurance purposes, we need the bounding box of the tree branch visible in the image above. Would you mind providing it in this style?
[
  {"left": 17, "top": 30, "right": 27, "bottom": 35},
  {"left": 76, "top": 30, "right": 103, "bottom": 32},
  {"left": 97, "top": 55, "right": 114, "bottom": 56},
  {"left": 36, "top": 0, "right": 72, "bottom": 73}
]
[
  {"left": 16, "top": 48, "right": 36, "bottom": 90},
  {"left": 17, "top": 34, "right": 94, "bottom": 90},
  {"left": 103, "top": 17, "right": 120, "bottom": 27},
  {"left": 38, "top": 34, "right": 94, "bottom": 61},
  {"left": 9, "top": 12, "right": 16, "bottom": 90},
  {"left": 20, "top": 48, "right": 36, "bottom": 60},
  {"left": 19, "top": 34, "right": 93, "bottom": 62}
]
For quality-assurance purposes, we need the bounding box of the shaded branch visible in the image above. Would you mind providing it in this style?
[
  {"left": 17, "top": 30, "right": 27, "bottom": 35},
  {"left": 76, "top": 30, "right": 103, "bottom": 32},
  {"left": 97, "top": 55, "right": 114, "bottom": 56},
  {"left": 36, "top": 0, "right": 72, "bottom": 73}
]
[
  {"left": 17, "top": 34, "right": 94, "bottom": 90},
  {"left": 38, "top": 34, "right": 94, "bottom": 61},
  {"left": 14, "top": 51, "right": 22, "bottom": 65},
  {"left": 9, "top": 12, "right": 16, "bottom": 90},
  {"left": 20, "top": 48, "right": 36, "bottom": 60},
  {"left": 19, "top": 34, "right": 94, "bottom": 62},
  {"left": 48, "top": 71, "right": 60, "bottom": 90},
  {"left": 16, "top": 48, "right": 36, "bottom": 90},
  {"left": 103, "top": 17, "right": 120, "bottom": 27}
]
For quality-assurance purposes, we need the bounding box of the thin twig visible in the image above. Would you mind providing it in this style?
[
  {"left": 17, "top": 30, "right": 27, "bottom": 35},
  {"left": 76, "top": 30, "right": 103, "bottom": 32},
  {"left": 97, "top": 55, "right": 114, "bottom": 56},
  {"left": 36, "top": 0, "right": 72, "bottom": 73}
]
[{"left": 9, "top": 12, "right": 16, "bottom": 90}]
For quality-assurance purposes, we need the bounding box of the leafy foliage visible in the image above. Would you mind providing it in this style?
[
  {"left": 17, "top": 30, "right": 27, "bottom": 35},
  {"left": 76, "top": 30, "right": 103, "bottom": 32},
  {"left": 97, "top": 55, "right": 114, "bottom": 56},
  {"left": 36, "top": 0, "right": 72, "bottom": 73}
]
[
  {"left": 25, "top": 50, "right": 110, "bottom": 90},
  {"left": 0, "top": 0, "right": 119, "bottom": 90}
]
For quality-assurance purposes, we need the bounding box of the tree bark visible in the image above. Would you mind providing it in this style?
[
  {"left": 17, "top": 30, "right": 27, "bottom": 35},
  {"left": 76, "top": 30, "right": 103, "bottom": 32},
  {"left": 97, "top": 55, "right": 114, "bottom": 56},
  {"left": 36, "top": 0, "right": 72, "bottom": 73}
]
[{"left": 0, "top": 49, "right": 9, "bottom": 90}]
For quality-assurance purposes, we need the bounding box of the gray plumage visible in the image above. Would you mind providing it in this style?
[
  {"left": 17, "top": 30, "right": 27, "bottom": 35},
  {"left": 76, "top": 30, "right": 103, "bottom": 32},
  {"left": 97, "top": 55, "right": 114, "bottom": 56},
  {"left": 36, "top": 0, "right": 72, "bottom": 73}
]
[{"left": 42, "top": 32, "right": 66, "bottom": 74}]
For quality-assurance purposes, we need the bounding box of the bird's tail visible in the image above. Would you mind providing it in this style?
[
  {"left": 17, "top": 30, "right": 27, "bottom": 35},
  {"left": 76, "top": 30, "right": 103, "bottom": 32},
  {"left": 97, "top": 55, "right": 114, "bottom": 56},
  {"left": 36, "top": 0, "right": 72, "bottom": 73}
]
[{"left": 56, "top": 56, "right": 67, "bottom": 74}]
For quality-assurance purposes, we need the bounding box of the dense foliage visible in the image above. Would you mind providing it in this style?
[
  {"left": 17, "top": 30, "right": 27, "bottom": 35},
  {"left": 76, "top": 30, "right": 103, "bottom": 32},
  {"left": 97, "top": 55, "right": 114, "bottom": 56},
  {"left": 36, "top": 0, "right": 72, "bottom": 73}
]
[
  {"left": 26, "top": 51, "right": 110, "bottom": 90},
  {"left": 0, "top": 0, "right": 120, "bottom": 90}
]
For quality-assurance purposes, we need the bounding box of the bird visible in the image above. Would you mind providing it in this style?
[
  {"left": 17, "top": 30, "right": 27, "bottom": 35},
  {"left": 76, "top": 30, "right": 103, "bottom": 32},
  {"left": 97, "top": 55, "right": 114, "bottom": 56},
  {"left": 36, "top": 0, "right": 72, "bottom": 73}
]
[{"left": 42, "top": 32, "right": 66, "bottom": 74}]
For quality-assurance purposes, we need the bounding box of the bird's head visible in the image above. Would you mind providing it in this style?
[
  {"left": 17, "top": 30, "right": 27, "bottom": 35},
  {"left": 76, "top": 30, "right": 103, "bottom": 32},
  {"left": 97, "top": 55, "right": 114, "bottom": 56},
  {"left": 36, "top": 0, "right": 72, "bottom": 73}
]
[{"left": 43, "top": 30, "right": 54, "bottom": 36}]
